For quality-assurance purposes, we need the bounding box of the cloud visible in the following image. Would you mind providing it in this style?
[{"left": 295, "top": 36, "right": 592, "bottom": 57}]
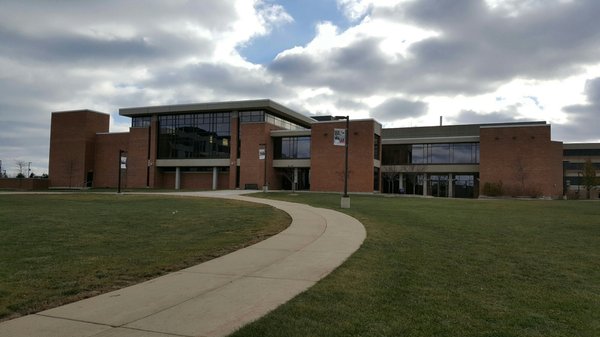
[
  {"left": 372, "top": 97, "right": 428, "bottom": 122},
  {"left": 559, "top": 77, "right": 600, "bottom": 142},
  {"left": 1, "top": 0, "right": 600, "bottom": 175},
  {"left": 270, "top": 0, "right": 600, "bottom": 96},
  {"left": 0, "top": 0, "right": 292, "bottom": 174},
  {"left": 451, "top": 107, "right": 524, "bottom": 125},
  {"left": 145, "top": 62, "right": 293, "bottom": 101}
]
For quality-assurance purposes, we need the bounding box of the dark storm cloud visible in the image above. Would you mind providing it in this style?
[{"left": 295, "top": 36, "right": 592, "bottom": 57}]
[
  {"left": 269, "top": 37, "right": 393, "bottom": 94},
  {"left": 0, "top": 26, "right": 214, "bottom": 66},
  {"left": 0, "top": 27, "right": 151, "bottom": 63},
  {"left": 147, "top": 62, "right": 293, "bottom": 99},
  {"left": 270, "top": 0, "right": 600, "bottom": 95},
  {"left": 399, "top": 0, "right": 600, "bottom": 81},
  {"left": 335, "top": 98, "right": 368, "bottom": 111},
  {"left": 559, "top": 77, "right": 600, "bottom": 142},
  {"left": 372, "top": 97, "right": 427, "bottom": 122}
]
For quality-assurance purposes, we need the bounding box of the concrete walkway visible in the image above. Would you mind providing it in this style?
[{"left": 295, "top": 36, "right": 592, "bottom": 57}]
[{"left": 0, "top": 192, "right": 366, "bottom": 337}]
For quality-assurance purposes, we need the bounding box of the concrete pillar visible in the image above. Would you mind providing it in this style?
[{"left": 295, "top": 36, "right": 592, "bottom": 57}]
[
  {"left": 175, "top": 167, "right": 181, "bottom": 190},
  {"left": 212, "top": 167, "right": 218, "bottom": 190},
  {"left": 448, "top": 173, "right": 453, "bottom": 198},
  {"left": 422, "top": 174, "right": 428, "bottom": 196},
  {"left": 398, "top": 173, "right": 404, "bottom": 192},
  {"left": 293, "top": 167, "right": 298, "bottom": 191}
]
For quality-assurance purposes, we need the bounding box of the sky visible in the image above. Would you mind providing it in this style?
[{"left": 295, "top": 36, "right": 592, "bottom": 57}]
[{"left": 1, "top": 0, "right": 599, "bottom": 176}]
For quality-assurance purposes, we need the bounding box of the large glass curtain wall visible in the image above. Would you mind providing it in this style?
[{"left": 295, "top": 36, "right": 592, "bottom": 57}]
[
  {"left": 158, "top": 113, "right": 231, "bottom": 159},
  {"left": 412, "top": 143, "right": 480, "bottom": 164},
  {"left": 274, "top": 137, "right": 311, "bottom": 159},
  {"left": 382, "top": 143, "right": 480, "bottom": 165}
]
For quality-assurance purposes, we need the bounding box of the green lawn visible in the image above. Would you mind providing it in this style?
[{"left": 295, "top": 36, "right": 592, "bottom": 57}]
[
  {"left": 231, "top": 193, "right": 600, "bottom": 337},
  {"left": 0, "top": 194, "right": 289, "bottom": 321}
]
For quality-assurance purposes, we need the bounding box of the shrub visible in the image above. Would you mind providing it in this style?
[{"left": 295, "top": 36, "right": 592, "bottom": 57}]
[{"left": 483, "top": 181, "right": 504, "bottom": 196}]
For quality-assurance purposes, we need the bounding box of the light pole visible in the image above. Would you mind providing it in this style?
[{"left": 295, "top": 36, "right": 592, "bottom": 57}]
[
  {"left": 335, "top": 116, "right": 350, "bottom": 208},
  {"left": 259, "top": 143, "right": 267, "bottom": 192},
  {"left": 28, "top": 162, "right": 31, "bottom": 177},
  {"left": 118, "top": 149, "right": 125, "bottom": 194}
]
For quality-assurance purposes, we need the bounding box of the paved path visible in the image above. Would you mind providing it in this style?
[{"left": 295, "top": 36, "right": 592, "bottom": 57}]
[{"left": 0, "top": 192, "right": 366, "bottom": 337}]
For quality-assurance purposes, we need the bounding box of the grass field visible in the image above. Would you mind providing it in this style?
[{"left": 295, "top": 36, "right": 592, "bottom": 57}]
[
  {"left": 231, "top": 193, "right": 600, "bottom": 337},
  {"left": 0, "top": 193, "right": 289, "bottom": 321}
]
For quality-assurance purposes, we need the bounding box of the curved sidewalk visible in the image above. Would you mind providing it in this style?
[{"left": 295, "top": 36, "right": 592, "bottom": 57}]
[{"left": 0, "top": 192, "right": 366, "bottom": 337}]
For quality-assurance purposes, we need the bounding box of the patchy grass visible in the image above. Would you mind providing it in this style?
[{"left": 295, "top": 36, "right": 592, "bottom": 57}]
[
  {"left": 0, "top": 193, "right": 289, "bottom": 321},
  {"left": 231, "top": 193, "right": 600, "bottom": 337}
]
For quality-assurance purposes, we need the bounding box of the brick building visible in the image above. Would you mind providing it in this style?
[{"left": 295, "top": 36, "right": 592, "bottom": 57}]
[{"left": 48, "top": 99, "right": 597, "bottom": 198}]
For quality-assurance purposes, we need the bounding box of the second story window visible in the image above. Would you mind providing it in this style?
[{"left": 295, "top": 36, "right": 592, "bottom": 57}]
[{"left": 274, "top": 137, "right": 311, "bottom": 159}]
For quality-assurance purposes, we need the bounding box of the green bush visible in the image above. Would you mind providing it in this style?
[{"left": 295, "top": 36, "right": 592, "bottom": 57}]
[{"left": 483, "top": 181, "right": 504, "bottom": 196}]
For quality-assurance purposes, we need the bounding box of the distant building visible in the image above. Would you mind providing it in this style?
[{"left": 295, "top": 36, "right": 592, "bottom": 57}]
[
  {"left": 562, "top": 143, "right": 600, "bottom": 199},
  {"left": 47, "top": 99, "right": 599, "bottom": 198}
]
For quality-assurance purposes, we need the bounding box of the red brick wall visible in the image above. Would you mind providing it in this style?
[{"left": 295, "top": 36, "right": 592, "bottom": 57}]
[
  {"left": 93, "top": 133, "right": 129, "bottom": 188},
  {"left": 49, "top": 110, "right": 109, "bottom": 188},
  {"left": 148, "top": 117, "right": 159, "bottom": 188},
  {"left": 479, "top": 125, "right": 563, "bottom": 198},
  {"left": 239, "top": 123, "right": 281, "bottom": 190},
  {"left": 0, "top": 178, "right": 49, "bottom": 190},
  {"left": 310, "top": 120, "right": 377, "bottom": 192},
  {"left": 126, "top": 127, "right": 150, "bottom": 188}
]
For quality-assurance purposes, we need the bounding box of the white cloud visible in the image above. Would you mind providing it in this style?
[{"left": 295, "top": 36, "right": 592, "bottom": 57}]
[{"left": 1, "top": 0, "right": 599, "bottom": 175}]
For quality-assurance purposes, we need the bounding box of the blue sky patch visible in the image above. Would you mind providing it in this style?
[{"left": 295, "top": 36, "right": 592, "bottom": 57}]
[{"left": 239, "top": 0, "right": 352, "bottom": 64}]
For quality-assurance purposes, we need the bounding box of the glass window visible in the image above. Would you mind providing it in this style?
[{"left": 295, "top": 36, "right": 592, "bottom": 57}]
[
  {"left": 274, "top": 137, "right": 311, "bottom": 159},
  {"left": 240, "top": 111, "right": 306, "bottom": 130},
  {"left": 131, "top": 116, "right": 151, "bottom": 127},
  {"left": 381, "top": 144, "right": 410, "bottom": 165},
  {"left": 374, "top": 135, "right": 381, "bottom": 160},
  {"left": 158, "top": 112, "right": 231, "bottom": 159},
  {"left": 408, "top": 143, "right": 480, "bottom": 164},
  {"left": 431, "top": 144, "right": 450, "bottom": 163},
  {"left": 412, "top": 144, "right": 426, "bottom": 164}
]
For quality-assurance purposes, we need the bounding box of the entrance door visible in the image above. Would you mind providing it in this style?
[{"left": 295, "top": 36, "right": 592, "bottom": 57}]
[
  {"left": 429, "top": 175, "right": 448, "bottom": 197},
  {"left": 86, "top": 172, "right": 93, "bottom": 188}
]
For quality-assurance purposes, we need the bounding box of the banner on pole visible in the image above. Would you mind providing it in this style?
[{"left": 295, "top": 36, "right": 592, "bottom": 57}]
[
  {"left": 333, "top": 128, "right": 346, "bottom": 146},
  {"left": 258, "top": 145, "right": 266, "bottom": 160},
  {"left": 120, "top": 155, "right": 127, "bottom": 169}
]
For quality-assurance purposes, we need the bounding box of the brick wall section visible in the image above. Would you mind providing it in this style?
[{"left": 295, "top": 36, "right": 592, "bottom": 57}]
[
  {"left": 93, "top": 133, "right": 129, "bottom": 188},
  {"left": 49, "top": 110, "right": 109, "bottom": 188},
  {"left": 479, "top": 125, "right": 563, "bottom": 198},
  {"left": 126, "top": 127, "right": 150, "bottom": 188},
  {"left": 148, "top": 117, "right": 159, "bottom": 188},
  {"left": 0, "top": 178, "right": 49, "bottom": 190},
  {"left": 239, "top": 123, "right": 282, "bottom": 190},
  {"left": 310, "top": 120, "right": 377, "bottom": 192}
]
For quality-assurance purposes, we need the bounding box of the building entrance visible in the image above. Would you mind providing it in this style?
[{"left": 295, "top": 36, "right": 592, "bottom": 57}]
[
  {"left": 280, "top": 168, "right": 310, "bottom": 191},
  {"left": 429, "top": 175, "right": 449, "bottom": 197}
]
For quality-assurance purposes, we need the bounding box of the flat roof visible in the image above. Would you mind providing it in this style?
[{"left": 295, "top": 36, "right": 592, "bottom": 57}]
[
  {"left": 563, "top": 143, "right": 600, "bottom": 149},
  {"left": 119, "top": 99, "right": 316, "bottom": 128},
  {"left": 382, "top": 121, "right": 547, "bottom": 140},
  {"left": 52, "top": 109, "right": 109, "bottom": 116}
]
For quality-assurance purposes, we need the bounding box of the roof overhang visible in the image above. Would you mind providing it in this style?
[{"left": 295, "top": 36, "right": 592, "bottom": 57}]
[{"left": 119, "top": 99, "right": 315, "bottom": 128}]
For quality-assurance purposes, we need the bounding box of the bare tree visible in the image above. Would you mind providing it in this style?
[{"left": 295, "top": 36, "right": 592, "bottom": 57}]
[
  {"left": 401, "top": 165, "right": 426, "bottom": 195},
  {"left": 515, "top": 157, "right": 527, "bottom": 195},
  {"left": 279, "top": 167, "right": 297, "bottom": 193},
  {"left": 582, "top": 158, "right": 598, "bottom": 199},
  {"left": 15, "top": 160, "right": 27, "bottom": 178},
  {"left": 381, "top": 166, "right": 400, "bottom": 193}
]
